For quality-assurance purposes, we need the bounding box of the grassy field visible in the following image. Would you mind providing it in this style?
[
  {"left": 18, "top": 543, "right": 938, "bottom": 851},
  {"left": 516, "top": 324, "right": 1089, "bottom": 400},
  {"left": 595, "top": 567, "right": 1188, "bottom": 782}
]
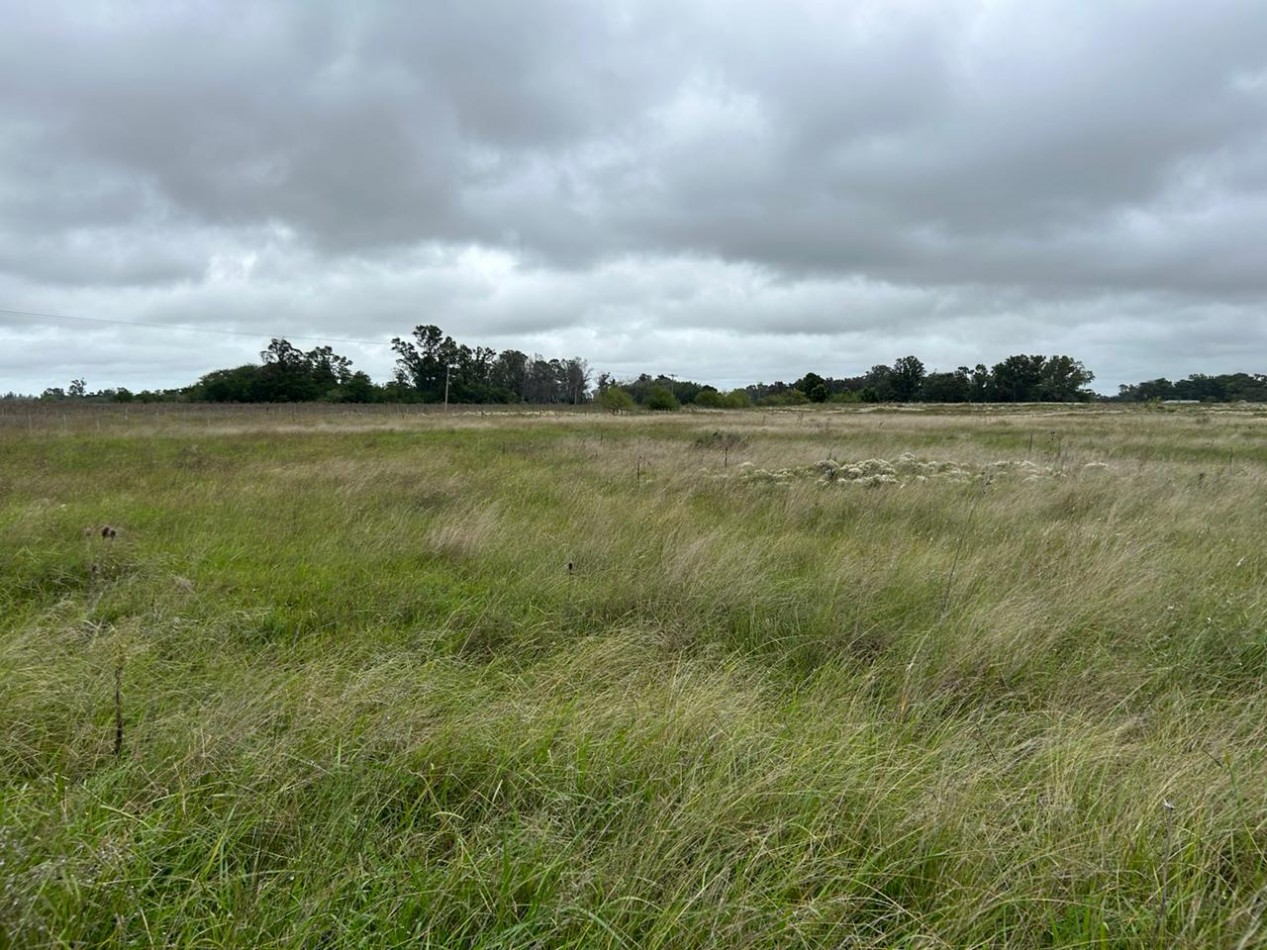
[{"left": 2, "top": 401, "right": 1266, "bottom": 948}]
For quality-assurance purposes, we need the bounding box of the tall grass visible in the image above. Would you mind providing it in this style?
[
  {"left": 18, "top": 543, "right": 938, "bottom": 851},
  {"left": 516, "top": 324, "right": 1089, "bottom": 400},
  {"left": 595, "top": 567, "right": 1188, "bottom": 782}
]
[{"left": 2, "top": 403, "right": 1266, "bottom": 947}]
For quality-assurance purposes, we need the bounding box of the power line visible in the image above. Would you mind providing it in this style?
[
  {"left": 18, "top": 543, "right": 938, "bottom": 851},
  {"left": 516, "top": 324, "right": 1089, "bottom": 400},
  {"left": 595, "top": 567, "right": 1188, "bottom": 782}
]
[{"left": 0, "top": 307, "right": 396, "bottom": 348}]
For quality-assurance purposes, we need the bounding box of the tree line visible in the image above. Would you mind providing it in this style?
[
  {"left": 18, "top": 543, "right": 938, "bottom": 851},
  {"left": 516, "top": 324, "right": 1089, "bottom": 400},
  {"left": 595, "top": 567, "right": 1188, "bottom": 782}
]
[
  {"left": 740, "top": 354, "right": 1096, "bottom": 406},
  {"left": 183, "top": 330, "right": 593, "bottom": 405},
  {"left": 12, "top": 327, "right": 593, "bottom": 405},
  {"left": 389, "top": 325, "right": 590, "bottom": 405},
  {"left": 11, "top": 322, "right": 1261, "bottom": 407},
  {"left": 10, "top": 332, "right": 1096, "bottom": 407},
  {"left": 590, "top": 354, "right": 1096, "bottom": 410},
  {"left": 1111, "top": 373, "right": 1267, "bottom": 403}
]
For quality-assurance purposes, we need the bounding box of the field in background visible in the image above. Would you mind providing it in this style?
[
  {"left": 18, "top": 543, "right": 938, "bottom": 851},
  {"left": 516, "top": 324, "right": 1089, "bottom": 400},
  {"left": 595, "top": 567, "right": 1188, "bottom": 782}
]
[{"left": 3, "top": 402, "right": 1266, "bottom": 948}]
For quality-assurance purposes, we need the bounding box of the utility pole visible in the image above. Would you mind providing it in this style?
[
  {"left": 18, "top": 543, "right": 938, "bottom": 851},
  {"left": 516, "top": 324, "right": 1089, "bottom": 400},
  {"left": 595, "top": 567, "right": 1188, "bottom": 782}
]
[{"left": 444, "top": 364, "right": 452, "bottom": 410}]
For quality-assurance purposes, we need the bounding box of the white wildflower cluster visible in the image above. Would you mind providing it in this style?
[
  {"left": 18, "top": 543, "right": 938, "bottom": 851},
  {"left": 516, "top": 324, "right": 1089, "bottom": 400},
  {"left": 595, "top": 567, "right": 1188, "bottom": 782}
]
[
  {"left": 819, "top": 457, "right": 901, "bottom": 486},
  {"left": 724, "top": 452, "right": 1108, "bottom": 488}
]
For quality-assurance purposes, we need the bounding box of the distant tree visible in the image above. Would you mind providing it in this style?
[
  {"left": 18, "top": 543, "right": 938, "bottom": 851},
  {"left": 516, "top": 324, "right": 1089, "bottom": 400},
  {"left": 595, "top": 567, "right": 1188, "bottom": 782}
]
[
  {"left": 694, "top": 386, "right": 725, "bottom": 408},
  {"left": 390, "top": 328, "right": 510, "bottom": 403},
  {"left": 522, "top": 357, "right": 566, "bottom": 403},
  {"left": 828, "top": 389, "right": 863, "bottom": 404},
  {"left": 723, "top": 389, "right": 752, "bottom": 408},
  {"left": 864, "top": 365, "right": 894, "bottom": 402},
  {"left": 491, "top": 349, "right": 529, "bottom": 401},
  {"left": 890, "top": 356, "right": 926, "bottom": 402},
  {"left": 194, "top": 365, "right": 262, "bottom": 402},
  {"left": 669, "top": 379, "right": 706, "bottom": 405},
  {"left": 68, "top": 378, "right": 87, "bottom": 398},
  {"left": 135, "top": 389, "right": 180, "bottom": 403},
  {"left": 563, "top": 357, "right": 591, "bottom": 404},
  {"left": 1114, "top": 372, "right": 1267, "bottom": 404},
  {"left": 795, "top": 372, "right": 829, "bottom": 402},
  {"left": 305, "top": 345, "right": 353, "bottom": 395},
  {"left": 759, "top": 388, "right": 809, "bottom": 406},
  {"left": 1174, "top": 374, "right": 1226, "bottom": 402},
  {"left": 258, "top": 338, "right": 320, "bottom": 401},
  {"left": 1223, "top": 373, "right": 1267, "bottom": 401},
  {"left": 465, "top": 345, "right": 497, "bottom": 397},
  {"left": 391, "top": 325, "right": 448, "bottom": 401},
  {"left": 185, "top": 338, "right": 363, "bottom": 403},
  {"left": 1036, "top": 355, "right": 1095, "bottom": 402},
  {"left": 968, "top": 364, "right": 993, "bottom": 402},
  {"left": 380, "top": 379, "right": 421, "bottom": 403},
  {"left": 336, "top": 371, "right": 378, "bottom": 403},
  {"left": 617, "top": 373, "right": 700, "bottom": 406},
  {"left": 597, "top": 386, "right": 636, "bottom": 413},
  {"left": 743, "top": 382, "right": 770, "bottom": 404},
  {"left": 991, "top": 354, "right": 1046, "bottom": 402},
  {"left": 645, "top": 386, "right": 679, "bottom": 411},
  {"left": 918, "top": 368, "right": 971, "bottom": 403}
]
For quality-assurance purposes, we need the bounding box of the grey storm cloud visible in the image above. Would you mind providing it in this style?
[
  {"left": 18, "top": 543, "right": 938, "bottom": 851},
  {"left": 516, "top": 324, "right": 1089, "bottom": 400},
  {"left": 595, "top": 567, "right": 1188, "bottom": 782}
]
[{"left": 1, "top": 0, "right": 1265, "bottom": 394}]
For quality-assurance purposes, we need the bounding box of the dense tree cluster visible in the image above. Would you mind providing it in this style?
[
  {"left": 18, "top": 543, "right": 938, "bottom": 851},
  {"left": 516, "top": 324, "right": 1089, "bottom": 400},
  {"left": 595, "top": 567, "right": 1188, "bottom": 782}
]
[
  {"left": 1113, "top": 373, "right": 1267, "bottom": 403},
  {"left": 391, "top": 325, "right": 589, "bottom": 405},
  {"left": 746, "top": 354, "right": 1095, "bottom": 405},
  {"left": 10, "top": 325, "right": 591, "bottom": 406},
  {"left": 180, "top": 327, "right": 591, "bottom": 405},
  {"left": 594, "top": 373, "right": 750, "bottom": 411},
  {"left": 190, "top": 339, "right": 377, "bottom": 403}
]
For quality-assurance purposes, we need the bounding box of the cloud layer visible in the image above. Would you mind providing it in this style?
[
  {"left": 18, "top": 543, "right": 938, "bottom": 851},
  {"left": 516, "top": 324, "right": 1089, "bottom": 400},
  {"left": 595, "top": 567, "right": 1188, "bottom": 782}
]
[{"left": 2, "top": 0, "right": 1265, "bottom": 393}]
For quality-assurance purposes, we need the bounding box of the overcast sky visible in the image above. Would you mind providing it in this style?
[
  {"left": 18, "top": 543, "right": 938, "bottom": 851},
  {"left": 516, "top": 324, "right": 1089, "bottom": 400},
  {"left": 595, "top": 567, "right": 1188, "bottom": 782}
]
[{"left": 2, "top": 0, "right": 1265, "bottom": 395}]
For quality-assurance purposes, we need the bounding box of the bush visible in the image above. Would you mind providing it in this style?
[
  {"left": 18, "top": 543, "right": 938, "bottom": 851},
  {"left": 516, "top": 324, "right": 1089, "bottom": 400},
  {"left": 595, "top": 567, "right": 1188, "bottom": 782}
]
[
  {"left": 597, "top": 386, "right": 637, "bottom": 413},
  {"left": 829, "top": 390, "right": 863, "bottom": 404},
  {"left": 759, "top": 389, "right": 809, "bottom": 407},
  {"left": 694, "top": 388, "right": 725, "bottom": 409},
  {"left": 645, "top": 386, "right": 679, "bottom": 411}
]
